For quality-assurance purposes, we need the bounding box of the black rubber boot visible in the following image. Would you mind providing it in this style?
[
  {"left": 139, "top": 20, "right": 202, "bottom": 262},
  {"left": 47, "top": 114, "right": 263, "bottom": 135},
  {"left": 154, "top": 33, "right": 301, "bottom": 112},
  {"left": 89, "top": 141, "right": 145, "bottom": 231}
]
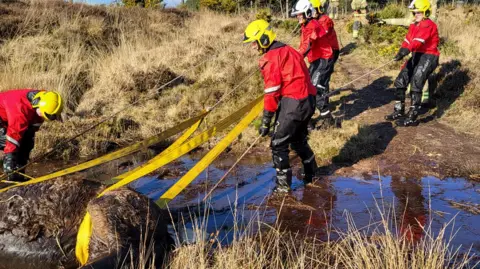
[
  {"left": 385, "top": 101, "right": 405, "bottom": 121},
  {"left": 302, "top": 156, "right": 318, "bottom": 185},
  {"left": 398, "top": 105, "right": 421, "bottom": 126},
  {"left": 307, "top": 118, "right": 317, "bottom": 132},
  {"left": 398, "top": 92, "right": 422, "bottom": 126},
  {"left": 273, "top": 168, "right": 292, "bottom": 194}
]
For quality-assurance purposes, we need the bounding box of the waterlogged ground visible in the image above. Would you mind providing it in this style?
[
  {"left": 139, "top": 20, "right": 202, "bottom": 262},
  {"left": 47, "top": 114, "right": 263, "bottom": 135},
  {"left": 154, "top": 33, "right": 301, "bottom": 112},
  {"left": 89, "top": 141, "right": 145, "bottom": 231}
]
[{"left": 127, "top": 155, "right": 480, "bottom": 254}]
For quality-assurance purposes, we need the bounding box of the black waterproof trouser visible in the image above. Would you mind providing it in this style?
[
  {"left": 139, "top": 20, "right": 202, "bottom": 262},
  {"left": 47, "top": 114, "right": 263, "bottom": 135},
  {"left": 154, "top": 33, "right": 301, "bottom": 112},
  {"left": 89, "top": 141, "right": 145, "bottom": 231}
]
[
  {"left": 309, "top": 56, "right": 337, "bottom": 112},
  {"left": 0, "top": 127, "right": 36, "bottom": 169},
  {"left": 394, "top": 53, "right": 439, "bottom": 106},
  {"left": 271, "top": 95, "right": 316, "bottom": 174}
]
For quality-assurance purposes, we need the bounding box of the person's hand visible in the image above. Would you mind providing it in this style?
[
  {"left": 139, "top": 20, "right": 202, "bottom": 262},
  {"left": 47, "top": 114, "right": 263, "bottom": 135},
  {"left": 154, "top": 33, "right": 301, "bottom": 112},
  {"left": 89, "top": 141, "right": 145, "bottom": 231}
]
[
  {"left": 394, "top": 47, "right": 410, "bottom": 61},
  {"left": 259, "top": 111, "right": 274, "bottom": 137}
]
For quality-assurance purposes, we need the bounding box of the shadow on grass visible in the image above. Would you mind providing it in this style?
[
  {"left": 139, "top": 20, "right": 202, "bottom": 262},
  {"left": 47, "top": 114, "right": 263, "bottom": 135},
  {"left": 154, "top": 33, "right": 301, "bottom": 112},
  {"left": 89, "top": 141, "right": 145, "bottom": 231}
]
[
  {"left": 317, "top": 122, "right": 397, "bottom": 175},
  {"left": 420, "top": 59, "right": 470, "bottom": 123},
  {"left": 331, "top": 76, "right": 393, "bottom": 120},
  {"left": 339, "top": 42, "right": 357, "bottom": 56}
]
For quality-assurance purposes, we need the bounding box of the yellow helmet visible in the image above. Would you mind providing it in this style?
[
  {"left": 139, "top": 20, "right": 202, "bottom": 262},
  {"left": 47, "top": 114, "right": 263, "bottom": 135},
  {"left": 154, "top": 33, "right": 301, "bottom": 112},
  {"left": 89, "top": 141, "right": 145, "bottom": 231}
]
[
  {"left": 409, "top": 0, "right": 431, "bottom": 17},
  {"left": 32, "top": 91, "right": 64, "bottom": 121},
  {"left": 243, "top": 19, "right": 276, "bottom": 49},
  {"left": 309, "top": 0, "right": 327, "bottom": 9}
]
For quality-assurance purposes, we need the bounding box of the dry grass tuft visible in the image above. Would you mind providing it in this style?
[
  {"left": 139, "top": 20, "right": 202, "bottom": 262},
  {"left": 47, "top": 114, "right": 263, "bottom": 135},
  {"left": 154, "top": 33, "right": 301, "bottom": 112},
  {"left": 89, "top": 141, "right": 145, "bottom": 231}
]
[{"left": 308, "top": 120, "right": 381, "bottom": 165}]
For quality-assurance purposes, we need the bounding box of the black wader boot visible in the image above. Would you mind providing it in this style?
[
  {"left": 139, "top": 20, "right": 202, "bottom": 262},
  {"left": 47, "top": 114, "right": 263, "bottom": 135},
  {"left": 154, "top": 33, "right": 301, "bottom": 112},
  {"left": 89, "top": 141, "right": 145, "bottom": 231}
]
[
  {"left": 273, "top": 168, "right": 292, "bottom": 194},
  {"left": 386, "top": 88, "right": 406, "bottom": 121},
  {"left": 302, "top": 155, "right": 318, "bottom": 185},
  {"left": 398, "top": 91, "right": 422, "bottom": 126}
]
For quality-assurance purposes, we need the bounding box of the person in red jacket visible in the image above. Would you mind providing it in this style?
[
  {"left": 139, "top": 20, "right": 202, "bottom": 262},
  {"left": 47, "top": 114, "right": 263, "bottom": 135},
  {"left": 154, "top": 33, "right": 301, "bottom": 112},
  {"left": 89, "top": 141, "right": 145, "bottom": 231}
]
[
  {"left": 311, "top": 0, "right": 340, "bottom": 63},
  {"left": 311, "top": 0, "right": 340, "bottom": 128},
  {"left": 243, "top": 20, "right": 318, "bottom": 193},
  {"left": 291, "top": 0, "right": 336, "bottom": 128},
  {"left": 385, "top": 0, "right": 439, "bottom": 126},
  {"left": 0, "top": 89, "right": 64, "bottom": 181}
]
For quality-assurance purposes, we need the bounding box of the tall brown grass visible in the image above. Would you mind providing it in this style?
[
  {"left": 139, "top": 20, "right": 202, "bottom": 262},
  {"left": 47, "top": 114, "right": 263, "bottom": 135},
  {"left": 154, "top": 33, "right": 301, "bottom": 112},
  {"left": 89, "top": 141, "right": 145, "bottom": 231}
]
[
  {"left": 125, "top": 197, "right": 479, "bottom": 269},
  {"left": 0, "top": 1, "right": 267, "bottom": 159}
]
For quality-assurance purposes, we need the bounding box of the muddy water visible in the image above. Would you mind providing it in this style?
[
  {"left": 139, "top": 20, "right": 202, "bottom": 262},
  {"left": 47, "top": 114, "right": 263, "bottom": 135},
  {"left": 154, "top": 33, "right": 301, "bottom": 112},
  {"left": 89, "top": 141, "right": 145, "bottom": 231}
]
[{"left": 127, "top": 155, "right": 480, "bottom": 253}]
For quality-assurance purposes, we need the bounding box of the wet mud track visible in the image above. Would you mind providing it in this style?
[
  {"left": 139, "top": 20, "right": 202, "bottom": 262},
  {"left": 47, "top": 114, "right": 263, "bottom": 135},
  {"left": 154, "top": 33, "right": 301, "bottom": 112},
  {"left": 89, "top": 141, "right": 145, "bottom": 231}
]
[
  {"left": 128, "top": 155, "right": 480, "bottom": 254},
  {"left": 329, "top": 52, "right": 480, "bottom": 180}
]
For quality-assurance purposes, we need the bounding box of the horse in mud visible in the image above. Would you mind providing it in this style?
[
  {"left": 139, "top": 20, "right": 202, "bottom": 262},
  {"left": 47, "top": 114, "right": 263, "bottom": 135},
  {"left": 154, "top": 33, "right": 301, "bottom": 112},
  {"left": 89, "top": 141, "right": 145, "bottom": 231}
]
[{"left": 0, "top": 177, "right": 174, "bottom": 269}]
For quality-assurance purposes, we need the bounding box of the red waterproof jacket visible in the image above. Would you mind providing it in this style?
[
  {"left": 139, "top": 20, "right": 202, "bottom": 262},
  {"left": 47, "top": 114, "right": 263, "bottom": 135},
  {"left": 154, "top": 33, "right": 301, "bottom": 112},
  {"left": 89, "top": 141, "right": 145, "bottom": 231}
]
[
  {"left": 317, "top": 15, "right": 340, "bottom": 51},
  {"left": 0, "top": 89, "right": 44, "bottom": 154},
  {"left": 259, "top": 42, "right": 317, "bottom": 113},
  {"left": 299, "top": 19, "right": 333, "bottom": 62},
  {"left": 401, "top": 19, "right": 440, "bottom": 56}
]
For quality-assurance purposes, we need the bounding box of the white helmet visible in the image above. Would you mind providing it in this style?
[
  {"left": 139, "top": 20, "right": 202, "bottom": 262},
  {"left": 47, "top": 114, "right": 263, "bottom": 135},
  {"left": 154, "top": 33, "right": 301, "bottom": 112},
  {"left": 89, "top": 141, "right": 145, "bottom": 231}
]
[{"left": 291, "top": 0, "right": 314, "bottom": 18}]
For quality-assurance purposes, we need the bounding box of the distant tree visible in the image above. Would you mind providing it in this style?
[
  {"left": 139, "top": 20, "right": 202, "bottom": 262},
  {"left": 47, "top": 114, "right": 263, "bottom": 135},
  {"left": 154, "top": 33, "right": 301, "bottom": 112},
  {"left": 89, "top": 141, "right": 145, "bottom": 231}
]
[
  {"left": 183, "top": 0, "right": 200, "bottom": 10},
  {"left": 199, "top": 0, "right": 236, "bottom": 12},
  {"left": 122, "top": 0, "right": 163, "bottom": 7}
]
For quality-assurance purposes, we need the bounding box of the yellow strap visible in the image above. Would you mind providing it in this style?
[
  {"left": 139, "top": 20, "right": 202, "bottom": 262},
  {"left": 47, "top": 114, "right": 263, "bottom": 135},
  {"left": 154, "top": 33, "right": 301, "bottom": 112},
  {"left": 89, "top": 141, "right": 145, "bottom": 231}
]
[
  {"left": 0, "top": 113, "right": 208, "bottom": 194},
  {"left": 74, "top": 119, "right": 203, "bottom": 266},
  {"left": 156, "top": 98, "right": 263, "bottom": 208},
  {"left": 75, "top": 212, "right": 92, "bottom": 265},
  {"left": 74, "top": 96, "right": 262, "bottom": 265},
  {"left": 110, "top": 117, "right": 204, "bottom": 183},
  {"left": 98, "top": 96, "right": 262, "bottom": 197}
]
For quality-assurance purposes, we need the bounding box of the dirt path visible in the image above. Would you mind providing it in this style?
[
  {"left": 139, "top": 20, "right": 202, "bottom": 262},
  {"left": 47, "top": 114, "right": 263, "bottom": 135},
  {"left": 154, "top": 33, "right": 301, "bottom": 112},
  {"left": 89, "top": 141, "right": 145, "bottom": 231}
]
[{"left": 329, "top": 52, "right": 480, "bottom": 180}]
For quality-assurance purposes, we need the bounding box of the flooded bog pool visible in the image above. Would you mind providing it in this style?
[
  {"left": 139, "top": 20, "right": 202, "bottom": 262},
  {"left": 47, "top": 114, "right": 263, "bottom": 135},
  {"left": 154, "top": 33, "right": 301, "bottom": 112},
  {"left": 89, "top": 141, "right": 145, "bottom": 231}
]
[{"left": 127, "top": 156, "right": 480, "bottom": 253}]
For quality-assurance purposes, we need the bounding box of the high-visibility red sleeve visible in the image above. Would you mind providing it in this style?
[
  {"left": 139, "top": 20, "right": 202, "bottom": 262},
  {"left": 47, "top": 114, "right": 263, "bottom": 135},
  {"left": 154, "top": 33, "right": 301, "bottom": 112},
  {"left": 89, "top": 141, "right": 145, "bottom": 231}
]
[
  {"left": 4, "top": 103, "right": 30, "bottom": 154},
  {"left": 299, "top": 25, "right": 314, "bottom": 56},
  {"left": 259, "top": 58, "right": 282, "bottom": 113}
]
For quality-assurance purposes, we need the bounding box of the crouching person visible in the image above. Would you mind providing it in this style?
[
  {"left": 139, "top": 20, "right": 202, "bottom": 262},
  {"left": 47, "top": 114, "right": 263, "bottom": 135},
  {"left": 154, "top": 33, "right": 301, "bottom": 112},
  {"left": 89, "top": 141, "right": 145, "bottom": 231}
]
[
  {"left": 0, "top": 89, "right": 63, "bottom": 181},
  {"left": 243, "top": 20, "right": 318, "bottom": 193},
  {"left": 385, "top": 0, "right": 439, "bottom": 126}
]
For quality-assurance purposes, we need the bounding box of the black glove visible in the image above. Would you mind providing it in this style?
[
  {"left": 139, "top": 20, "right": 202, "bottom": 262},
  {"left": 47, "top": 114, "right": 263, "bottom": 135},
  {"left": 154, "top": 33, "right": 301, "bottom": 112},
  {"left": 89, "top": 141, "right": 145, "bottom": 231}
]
[
  {"left": 394, "top": 47, "right": 410, "bottom": 61},
  {"left": 259, "top": 110, "right": 274, "bottom": 137},
  {"left": 3, "top": 153, "right": 22, "bottom": 181}
]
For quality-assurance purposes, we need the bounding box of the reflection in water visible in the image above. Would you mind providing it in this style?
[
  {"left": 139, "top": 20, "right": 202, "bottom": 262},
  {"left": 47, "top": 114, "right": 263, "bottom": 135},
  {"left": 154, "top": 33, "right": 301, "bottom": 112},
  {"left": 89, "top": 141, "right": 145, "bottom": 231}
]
[
  {"left": 128, "top": 156, "right": 480, "bottom": 253},
  {"left": 274, "top": 184, "right": 337, "bottom": 238},
  {"left": 391, "top": 177, "right": 427, "bottom": 243}
]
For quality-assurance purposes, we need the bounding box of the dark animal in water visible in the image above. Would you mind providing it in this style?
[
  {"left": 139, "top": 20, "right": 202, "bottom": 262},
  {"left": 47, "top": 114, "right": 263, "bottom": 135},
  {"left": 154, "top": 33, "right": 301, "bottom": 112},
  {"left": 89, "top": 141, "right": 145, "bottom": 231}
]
[{"left": 0, "top": 177, "right": 174, "bottom": 269}]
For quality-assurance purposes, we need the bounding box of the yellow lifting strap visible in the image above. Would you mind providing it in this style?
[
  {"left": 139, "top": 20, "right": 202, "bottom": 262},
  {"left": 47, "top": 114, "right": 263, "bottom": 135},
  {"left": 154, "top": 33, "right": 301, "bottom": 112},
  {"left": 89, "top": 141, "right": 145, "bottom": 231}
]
[
  {"left": 75, "top": 212, "right": 93, "bottom": 265},
  {"left": 75, "top": 117, "right": 203, "bottom": 266},
  {"left": 157, "top": 97, "right": 264, "bottom": 208},
  {"left": 75, "top": 96, "right": 262, "bottom": 265},
  {"left": 97, "top": 96, "right": 262, "bottom": 197},
  {"left": 108, "top": 116, "right": 204, "bottom": 184},
  {"left": 0, "top": 112, "right": 208, "bottom": 193}
]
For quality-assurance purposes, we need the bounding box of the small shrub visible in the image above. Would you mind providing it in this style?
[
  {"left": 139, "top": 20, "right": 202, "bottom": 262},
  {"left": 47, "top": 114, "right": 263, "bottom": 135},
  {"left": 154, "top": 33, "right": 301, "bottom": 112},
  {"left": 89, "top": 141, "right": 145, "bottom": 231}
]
[
  {"left": 377, "top": 43, "right": 400, "bottom": 57},
  {"left": 362, "top": 24, "right": 407, "bottom": 45},
  {"left": 122, "top": 0, "right": 162, "bottom": 8},
  {"left": 255, "top": 8, "right": 272, "bottom": 22},
  {"left": 200, "top": 0, "right": 236, "bottom": 13},
  {"left": 376, "top": 3, "right": 407, "bottom": 20},
  {"left": 182, "top": 0, "right": 200, "bottom": 11},
  {"left": 271, "top": 19, "right": 298, "bottom": 32},
  {"left": 221, "top": 0, "right": 236, "bottom": 13},
  {"left": 200, "top": 0, "right": 219, "bottom": 11}
]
